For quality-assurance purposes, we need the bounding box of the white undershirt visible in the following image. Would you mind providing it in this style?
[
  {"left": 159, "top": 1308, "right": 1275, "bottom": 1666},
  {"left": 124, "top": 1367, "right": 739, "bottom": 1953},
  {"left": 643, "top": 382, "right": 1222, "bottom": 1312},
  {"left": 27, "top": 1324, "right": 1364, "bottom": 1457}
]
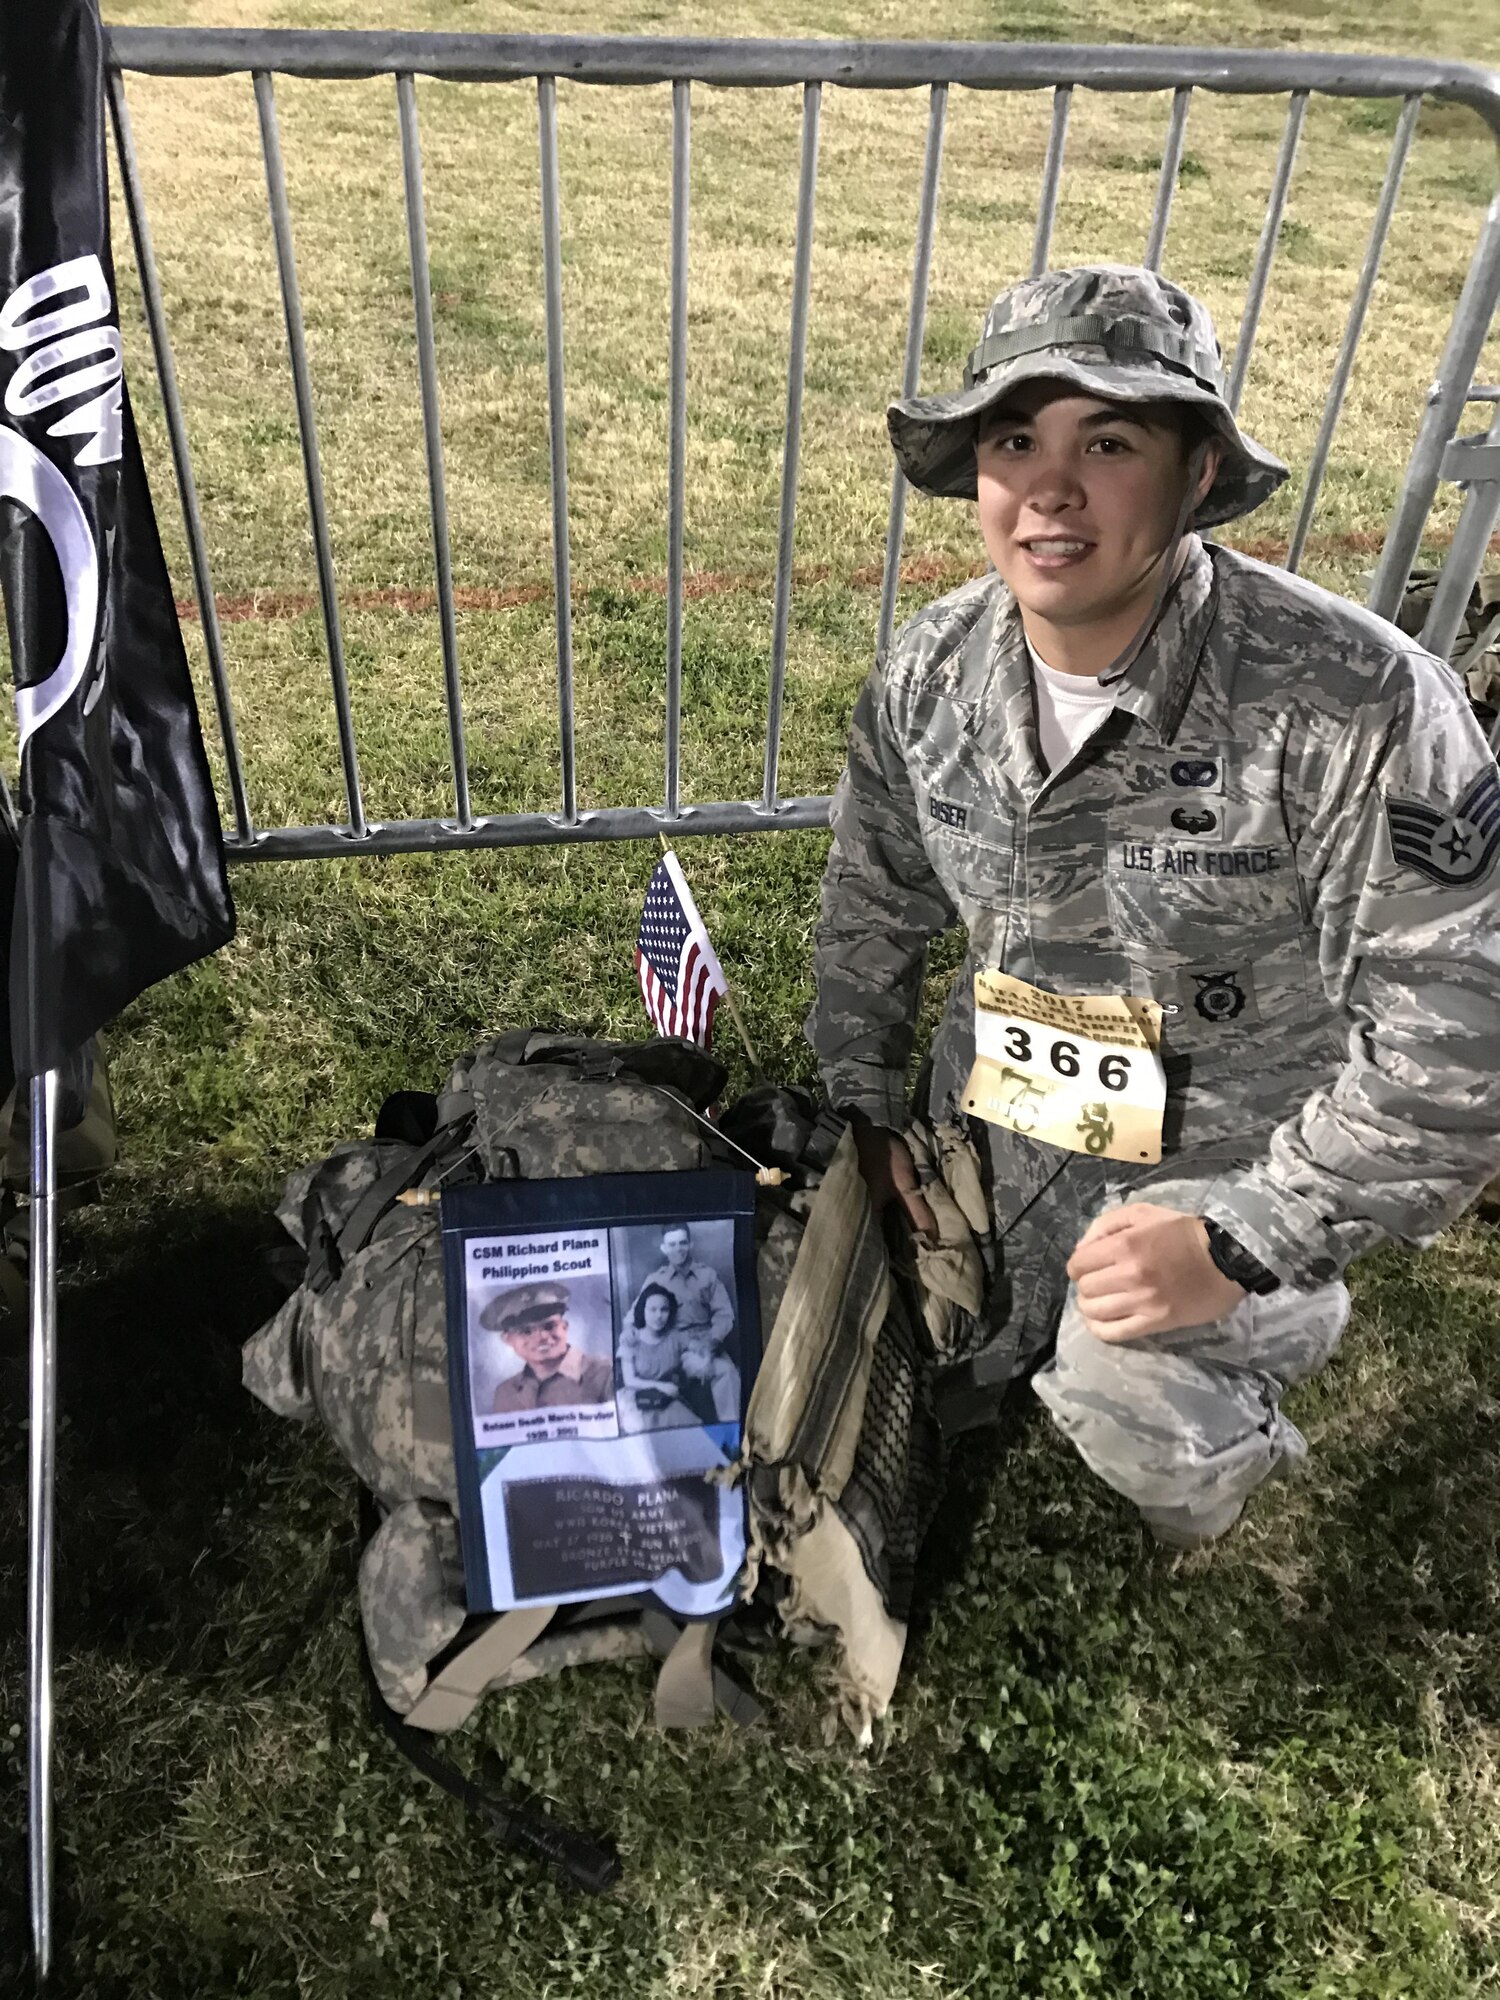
[{"left": 1027, "top": 639, "right": 1118, "bottom": 775}]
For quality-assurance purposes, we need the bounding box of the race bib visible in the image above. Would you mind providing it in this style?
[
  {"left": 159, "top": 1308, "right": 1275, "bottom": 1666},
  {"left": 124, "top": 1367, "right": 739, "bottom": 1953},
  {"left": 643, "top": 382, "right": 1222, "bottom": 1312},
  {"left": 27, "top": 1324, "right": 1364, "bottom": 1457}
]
[{"left": 961, "top": 970, "right": 1166, "bottom": 1164}]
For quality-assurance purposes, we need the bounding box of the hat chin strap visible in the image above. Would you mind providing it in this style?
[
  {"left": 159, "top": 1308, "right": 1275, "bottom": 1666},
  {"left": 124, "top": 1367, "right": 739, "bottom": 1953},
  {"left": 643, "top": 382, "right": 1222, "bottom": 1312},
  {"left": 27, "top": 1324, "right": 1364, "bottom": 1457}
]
[{"left": 1093, "top": 438, "right": 1210, "bottom": 689}]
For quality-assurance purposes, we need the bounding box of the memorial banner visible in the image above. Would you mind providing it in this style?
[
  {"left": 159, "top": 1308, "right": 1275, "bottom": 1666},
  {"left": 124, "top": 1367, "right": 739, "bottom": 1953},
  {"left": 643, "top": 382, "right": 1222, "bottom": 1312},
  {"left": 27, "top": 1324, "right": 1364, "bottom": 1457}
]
[{"left": 442, "top": 1170, "right": 759, "bottom": 1620}]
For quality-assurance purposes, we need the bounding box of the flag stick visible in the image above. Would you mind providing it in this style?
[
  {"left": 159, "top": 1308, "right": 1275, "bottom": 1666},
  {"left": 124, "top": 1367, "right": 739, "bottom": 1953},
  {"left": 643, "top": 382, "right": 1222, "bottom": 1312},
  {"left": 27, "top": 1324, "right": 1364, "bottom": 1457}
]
[
  {"left": 27, "top": 1067, "right": 59, "bottom": 1988},
  {"left": 719, "top": 985, "right": 762, "bottom": 1079}
]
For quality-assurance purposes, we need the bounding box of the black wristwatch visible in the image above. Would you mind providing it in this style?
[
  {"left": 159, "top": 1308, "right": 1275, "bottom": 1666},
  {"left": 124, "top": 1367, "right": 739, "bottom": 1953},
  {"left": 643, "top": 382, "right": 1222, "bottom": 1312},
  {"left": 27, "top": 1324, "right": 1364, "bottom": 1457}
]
[{"left": 1203, "top": 1219, "right": 1281, "bottom": 1296}]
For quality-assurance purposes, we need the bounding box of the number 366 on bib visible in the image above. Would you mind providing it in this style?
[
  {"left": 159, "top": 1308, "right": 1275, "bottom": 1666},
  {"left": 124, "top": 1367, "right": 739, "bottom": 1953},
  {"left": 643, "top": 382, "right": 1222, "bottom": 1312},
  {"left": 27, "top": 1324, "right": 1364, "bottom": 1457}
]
[{"left": 961, "top": 970, "right": 1168, "bottom": 1165}]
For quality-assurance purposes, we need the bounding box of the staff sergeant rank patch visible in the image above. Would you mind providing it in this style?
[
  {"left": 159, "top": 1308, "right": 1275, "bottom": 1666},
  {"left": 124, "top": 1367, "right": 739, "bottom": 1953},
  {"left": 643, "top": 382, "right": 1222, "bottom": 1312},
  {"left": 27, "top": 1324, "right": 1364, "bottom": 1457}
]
[{"left": 1384, "top": 766, "right": 1500, "bottom": 888}]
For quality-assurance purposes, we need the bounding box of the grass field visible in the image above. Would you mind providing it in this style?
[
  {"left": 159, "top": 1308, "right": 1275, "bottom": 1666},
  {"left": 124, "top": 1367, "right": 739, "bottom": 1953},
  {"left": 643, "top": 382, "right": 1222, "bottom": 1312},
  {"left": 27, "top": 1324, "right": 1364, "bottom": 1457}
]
[{"left": 3, "top": 0, "right": 1500, "bottom": 1992}]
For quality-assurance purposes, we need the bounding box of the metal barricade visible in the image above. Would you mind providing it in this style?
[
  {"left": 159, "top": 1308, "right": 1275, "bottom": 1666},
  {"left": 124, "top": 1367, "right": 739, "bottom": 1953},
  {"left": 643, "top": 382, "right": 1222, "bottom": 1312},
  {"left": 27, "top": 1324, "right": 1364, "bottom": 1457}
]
[{"left": 101, "top": 32, "right": 1500, "bottom": 861}]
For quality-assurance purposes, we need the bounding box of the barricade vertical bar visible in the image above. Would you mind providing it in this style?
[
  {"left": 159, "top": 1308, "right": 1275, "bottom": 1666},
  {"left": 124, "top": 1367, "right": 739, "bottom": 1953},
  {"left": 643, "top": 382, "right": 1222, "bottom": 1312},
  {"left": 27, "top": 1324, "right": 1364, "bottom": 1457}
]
[
  {"left": 107, "top": 72, "right": 255, "bottom": 846},
  {"left": 1419, "top": 402, "right": 1500, "bottom": 662},
  {"left": 397, "top": 73, "right": 472, "bottom": 831},
  {"left": 1287, "top": 92, "right": 1420, "bottom": 574},
  {"left": 763, "top": 81, "right": 821, "bottom": 815},
  {"left": 254, "top": 70, "right": 367, "bottom": 837},
  {"left": 1370, "top": 193, "right": 1500, "bottom": 620},
  {"left": 664, "top": 79, "right": 690, "bottom": 820},
  {"left": 1227, "top": 89, "right": 1308, "bottom": 415},
  {"left": 26, "top": 1069, "right": 59, "bottom": 1989},
  {"left": 1030, "top": 84, "right": 1072, "bottom": 279},
  {"left": 1143, "top": 86, "right": 1192, "bottom": 271},
  {"left": 537, "top": 75, "right": 577, "bottom": 824},
  {"left": 877, "top": 82, "right": 948, "bottom": 666}
]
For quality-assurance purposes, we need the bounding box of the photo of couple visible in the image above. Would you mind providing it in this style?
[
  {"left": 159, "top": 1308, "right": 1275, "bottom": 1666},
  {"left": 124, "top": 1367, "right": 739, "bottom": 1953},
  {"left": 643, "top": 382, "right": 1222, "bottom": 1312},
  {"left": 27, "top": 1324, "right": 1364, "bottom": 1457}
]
[{"left": 614, "top": 1221, "right": 741, "bottom": 1435}]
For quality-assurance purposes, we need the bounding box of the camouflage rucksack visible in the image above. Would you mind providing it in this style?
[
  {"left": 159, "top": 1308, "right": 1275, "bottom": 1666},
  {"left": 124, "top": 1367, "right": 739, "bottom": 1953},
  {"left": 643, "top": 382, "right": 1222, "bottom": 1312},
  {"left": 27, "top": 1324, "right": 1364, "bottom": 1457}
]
[
  {"left": 245, "top": 1032, "right": 773, "bottom": 1669},
  {"left": 244, "top": 1030, "right": 807, "bottom": 1882}
]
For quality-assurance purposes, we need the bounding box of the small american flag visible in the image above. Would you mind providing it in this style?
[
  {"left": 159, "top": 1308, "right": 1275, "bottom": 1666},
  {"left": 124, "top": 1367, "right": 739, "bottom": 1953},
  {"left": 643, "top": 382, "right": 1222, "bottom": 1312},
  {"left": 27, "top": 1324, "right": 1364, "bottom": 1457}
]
[{"left": 635, "top": 850, "right": 728, "bottom": 1046}]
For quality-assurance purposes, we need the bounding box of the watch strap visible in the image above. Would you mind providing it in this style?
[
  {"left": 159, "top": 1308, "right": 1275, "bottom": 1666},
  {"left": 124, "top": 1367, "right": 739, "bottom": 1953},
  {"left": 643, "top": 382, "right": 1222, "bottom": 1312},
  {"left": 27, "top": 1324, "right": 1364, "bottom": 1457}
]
[{"left": 1203, "top": 1219, "right": 1282, "bottom": 1296}]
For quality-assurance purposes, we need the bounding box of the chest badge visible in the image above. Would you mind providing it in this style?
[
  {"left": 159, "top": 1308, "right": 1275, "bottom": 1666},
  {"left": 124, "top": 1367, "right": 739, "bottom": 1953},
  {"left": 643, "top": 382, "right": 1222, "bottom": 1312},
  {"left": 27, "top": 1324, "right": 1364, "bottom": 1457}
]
[
  {"left": 1170, "top": 806, "right": 1217, "bottom": 835},
  {"left": 1171, "top": 757, "right": 1219, "bottom": 788},
  {"left": 1193, "top": 971, "right": 1246, "bottom": 1022}
]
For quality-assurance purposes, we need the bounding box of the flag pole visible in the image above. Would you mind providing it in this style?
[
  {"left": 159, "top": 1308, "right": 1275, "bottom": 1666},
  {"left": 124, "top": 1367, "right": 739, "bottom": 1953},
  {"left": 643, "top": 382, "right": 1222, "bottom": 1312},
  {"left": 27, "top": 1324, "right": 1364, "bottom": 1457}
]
[
  {"left": 719, "top": 986, "right": 762, "bottom": 1080},
  {"left": 26, "top": 1066, "right": 59, "bottom": 1988},
  {"left": 2, "top": 7, "right": 237, "bottom": 1976},
  {"left": 656, "top": 836, "right": 761, "bottom": 1078}
]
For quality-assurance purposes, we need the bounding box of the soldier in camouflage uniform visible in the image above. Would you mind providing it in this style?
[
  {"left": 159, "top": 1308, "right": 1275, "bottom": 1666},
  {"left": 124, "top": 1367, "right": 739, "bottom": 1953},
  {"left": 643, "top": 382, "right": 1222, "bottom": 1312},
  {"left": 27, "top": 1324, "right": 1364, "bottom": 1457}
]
[{"left": 809, "top": 264, "right": 1500, "bottom": 1548}]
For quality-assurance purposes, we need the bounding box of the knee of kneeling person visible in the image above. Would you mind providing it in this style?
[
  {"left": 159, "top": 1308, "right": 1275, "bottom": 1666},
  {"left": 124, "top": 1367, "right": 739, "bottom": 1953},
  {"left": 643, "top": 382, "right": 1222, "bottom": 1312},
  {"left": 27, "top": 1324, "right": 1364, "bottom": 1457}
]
[
  {"left": 1034, "top": 1356, "right": 1302, "bottom": 1515},
  {"left": 1055, "top": 1276, "right": 1348, "bottom": 1389},
  {"left": 1084, "top": 1414, "right": 1292, "bottom": 1517}
]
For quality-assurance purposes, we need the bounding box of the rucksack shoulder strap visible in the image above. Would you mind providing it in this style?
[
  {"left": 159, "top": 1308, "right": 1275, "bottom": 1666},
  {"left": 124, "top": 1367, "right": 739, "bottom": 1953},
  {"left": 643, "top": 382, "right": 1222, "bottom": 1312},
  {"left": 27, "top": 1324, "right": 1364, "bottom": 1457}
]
[
  {"left": 335, "top": 1113, "right": 474, "bottom": 1264},
  {"left": 639, "top": 1608, "right": 765, "bottom": 1731},
  {"left": 304, "top": 1115, "right": 475, "bottom": 1296},
  {"left": 403, "top": 1604, "right": 556, "bottom": 1731},
  {"left": 487, "top": 1026, "right": 539, "bottom": 1066},
  {"left": 643, "top": 1612, "right": 717, "bottom": 1730}
]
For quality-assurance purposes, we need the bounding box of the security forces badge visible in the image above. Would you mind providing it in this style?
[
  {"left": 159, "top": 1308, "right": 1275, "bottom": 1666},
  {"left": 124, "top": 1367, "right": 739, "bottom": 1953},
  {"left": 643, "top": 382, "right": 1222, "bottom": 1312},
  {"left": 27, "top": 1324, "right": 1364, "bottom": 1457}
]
[
  {"left": 1384, "top": 766, "right": 1500, "bottom": 888},
  {"left": 1193, "top": 972, "right": 1246, "bottom": 1021}
]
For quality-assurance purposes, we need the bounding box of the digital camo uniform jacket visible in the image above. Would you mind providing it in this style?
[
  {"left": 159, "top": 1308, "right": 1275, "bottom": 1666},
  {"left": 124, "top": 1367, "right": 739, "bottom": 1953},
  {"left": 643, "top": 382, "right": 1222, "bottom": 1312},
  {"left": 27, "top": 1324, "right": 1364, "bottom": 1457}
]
[{"left": 809, "top": 536, "right": 1500, "bottom": 1383}]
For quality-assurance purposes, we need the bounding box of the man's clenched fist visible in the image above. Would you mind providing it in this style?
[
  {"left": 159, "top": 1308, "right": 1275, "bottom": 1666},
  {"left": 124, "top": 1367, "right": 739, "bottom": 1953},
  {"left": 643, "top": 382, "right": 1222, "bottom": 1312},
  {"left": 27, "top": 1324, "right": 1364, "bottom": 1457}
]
[{"left": 1066, "top": 1202, "right": 1246, "bottom": 1343}]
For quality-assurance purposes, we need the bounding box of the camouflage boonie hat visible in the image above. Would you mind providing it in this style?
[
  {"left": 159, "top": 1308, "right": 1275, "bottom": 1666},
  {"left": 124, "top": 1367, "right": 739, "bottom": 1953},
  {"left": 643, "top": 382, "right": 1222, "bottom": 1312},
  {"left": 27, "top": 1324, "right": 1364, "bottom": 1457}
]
[
  {"left": 481, "top": 1280, "right": 570, "bottom": 1333},
  {"left": 888, "top": 264, "right": 1288, "bottom": 529}
]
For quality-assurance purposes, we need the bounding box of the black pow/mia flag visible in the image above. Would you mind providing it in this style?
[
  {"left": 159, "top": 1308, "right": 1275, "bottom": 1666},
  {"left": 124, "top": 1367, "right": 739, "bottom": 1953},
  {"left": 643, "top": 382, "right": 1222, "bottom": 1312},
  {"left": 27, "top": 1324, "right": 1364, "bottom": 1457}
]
[{"left": 0, "top": 0, "right": 234, "bottom": 1091}]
